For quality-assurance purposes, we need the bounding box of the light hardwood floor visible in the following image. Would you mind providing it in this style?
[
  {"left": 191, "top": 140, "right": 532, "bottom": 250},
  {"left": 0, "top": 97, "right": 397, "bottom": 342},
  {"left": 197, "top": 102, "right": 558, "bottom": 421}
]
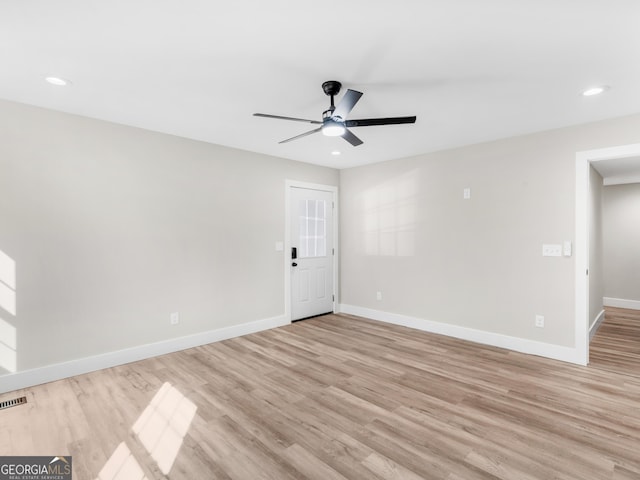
[
  {"left": 590, "top": 307, "right": 640, "bottom": 374},
  {"left": 1, "top": 310, "right": 639, "bottom": 479}
]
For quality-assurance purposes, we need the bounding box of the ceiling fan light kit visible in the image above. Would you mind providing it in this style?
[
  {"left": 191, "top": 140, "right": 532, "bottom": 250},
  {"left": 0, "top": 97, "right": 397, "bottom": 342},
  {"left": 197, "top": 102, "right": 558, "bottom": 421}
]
[
  {"left": 322, "top": 119, "right": 346, "bottom": 137},
  {"left": 254, "top": 80, "right": 416, "bottom": 147}
]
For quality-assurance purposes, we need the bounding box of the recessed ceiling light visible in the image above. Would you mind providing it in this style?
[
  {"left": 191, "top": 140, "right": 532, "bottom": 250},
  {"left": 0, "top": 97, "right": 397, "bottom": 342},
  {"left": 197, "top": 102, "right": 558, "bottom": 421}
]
[
  {"left": 45, "top": 76, "right": 72, "bottom": 86},
  {"left": 582, "top": 86, "right": 609, "bottom": 97},
  {"left": 331, "top": 151, "right": 341, "bottom": 156}
]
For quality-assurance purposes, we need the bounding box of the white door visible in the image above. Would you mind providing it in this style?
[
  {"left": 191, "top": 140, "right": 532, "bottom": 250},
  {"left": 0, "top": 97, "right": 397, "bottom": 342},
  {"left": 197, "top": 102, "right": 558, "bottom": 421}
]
[{"left": 290, "top": 187, "right": 334, "bottom": 320}]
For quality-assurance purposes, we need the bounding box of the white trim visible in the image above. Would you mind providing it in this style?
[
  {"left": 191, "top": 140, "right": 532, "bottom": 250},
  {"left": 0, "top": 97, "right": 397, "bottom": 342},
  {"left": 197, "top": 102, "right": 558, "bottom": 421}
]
[
  {"left": 603, "top": 173, "right": 640, "bottom": 186},
  {"left": 575, "top": 142, "right": 640, "bottom": 366},
  {"left": 340, "top": 304, "right": 583, "bottom": 365},
  {"left": 575, "top": 152, "right": 589, "bottom": 365},
  {"left": 589, "top": 309, "right": 606, "bottom": 341},
  {"left": 603, "top": 297, "right": 640, "bottom": 310},
  {"left": 284, "top": 180, "right": 339, "bottom": 321},
  {"left": 0, "top": 315, "right": 288, "bottom": 395}
]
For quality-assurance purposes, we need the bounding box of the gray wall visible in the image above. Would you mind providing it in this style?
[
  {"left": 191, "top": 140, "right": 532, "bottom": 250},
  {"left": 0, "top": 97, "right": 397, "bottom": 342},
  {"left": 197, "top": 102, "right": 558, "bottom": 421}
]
[
  {"left": 589, "top": 166, "right": 604, "bottom": 329},
  {"left": 3, "top": 96, "right": 640, "bottom": 379},
  {"left": 0, "top": 99, "right": 338, "bottom": 374},
  {"left": 603, "top": 183, "right": 640, "bottom": 302},
  {"left": 340, "top": 114, "right": 640, "bottom": 348}
]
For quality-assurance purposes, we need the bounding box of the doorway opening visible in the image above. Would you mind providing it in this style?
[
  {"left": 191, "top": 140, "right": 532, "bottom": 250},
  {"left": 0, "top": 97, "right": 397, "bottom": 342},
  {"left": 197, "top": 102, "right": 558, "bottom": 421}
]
[{"left": 575, "top": 142, "right": 640, "bottom": 365}]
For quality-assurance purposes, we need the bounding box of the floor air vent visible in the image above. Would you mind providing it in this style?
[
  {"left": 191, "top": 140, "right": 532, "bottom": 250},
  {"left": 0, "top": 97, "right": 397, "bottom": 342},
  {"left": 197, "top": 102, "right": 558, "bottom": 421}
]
[{"left": 0, "top": 396, "right": 27, "bottom": 411}]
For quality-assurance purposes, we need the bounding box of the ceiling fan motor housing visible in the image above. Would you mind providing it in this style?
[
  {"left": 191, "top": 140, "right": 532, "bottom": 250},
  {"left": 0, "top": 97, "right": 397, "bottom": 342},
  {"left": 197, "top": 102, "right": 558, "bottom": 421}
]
[{"left": 321, "top": 80, "right": 342, "bottom": 97}]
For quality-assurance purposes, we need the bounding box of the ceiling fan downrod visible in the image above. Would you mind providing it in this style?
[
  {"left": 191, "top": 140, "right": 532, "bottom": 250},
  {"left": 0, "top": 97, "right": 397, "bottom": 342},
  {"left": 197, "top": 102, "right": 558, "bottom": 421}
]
[{"left": 322, "top": 80, "right": 342, "bottom": 118}]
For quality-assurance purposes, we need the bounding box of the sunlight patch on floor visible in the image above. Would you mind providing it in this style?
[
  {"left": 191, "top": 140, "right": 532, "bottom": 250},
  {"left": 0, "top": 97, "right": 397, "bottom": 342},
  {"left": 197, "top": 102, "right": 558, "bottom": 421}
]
[
  {"left": 96, "top": 442, "right": 148, "bottom": 480},
  {"left": 96, "top": 382, "right": 197, "bottom": 478},
  {"left": 132, "top": 382, "right": 198, "bottom": 475}
]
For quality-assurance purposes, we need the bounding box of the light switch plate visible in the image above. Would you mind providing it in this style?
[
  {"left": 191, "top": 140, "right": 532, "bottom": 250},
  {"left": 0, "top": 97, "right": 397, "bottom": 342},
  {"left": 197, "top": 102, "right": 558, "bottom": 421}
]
[{"left": 542, "top": 244, "right": 562, "bottom": 257}]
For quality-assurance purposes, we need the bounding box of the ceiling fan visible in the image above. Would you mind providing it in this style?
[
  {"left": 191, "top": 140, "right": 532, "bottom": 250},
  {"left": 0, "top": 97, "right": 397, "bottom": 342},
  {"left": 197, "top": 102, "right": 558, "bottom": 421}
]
[{"left": 254, "top": 80, "right": 416, "bottom": 146}]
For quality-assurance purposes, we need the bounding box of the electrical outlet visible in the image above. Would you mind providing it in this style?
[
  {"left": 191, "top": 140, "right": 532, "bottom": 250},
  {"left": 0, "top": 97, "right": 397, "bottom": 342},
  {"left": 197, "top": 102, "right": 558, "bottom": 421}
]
[
  {"left": 376, "top": 291, "right": 382, "bottom": 301},
  {"left": 170, "top": 312, "right": 180, "bottom": 325},
  {"left": 535, "top": 315, "right": 544, "bottom": 328}
]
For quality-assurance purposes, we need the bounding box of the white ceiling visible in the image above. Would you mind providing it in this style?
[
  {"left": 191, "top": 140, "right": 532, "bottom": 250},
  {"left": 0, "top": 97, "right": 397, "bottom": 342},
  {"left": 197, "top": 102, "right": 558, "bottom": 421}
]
[{"left": 2, "top": 0, "right": 640, "bottom": 169}]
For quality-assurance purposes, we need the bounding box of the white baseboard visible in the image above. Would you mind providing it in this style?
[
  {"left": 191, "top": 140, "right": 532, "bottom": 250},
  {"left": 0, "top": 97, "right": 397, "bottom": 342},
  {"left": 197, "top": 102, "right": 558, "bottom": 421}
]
[
  {"left": 0, "top": 315, "right": 289, "bottom": 395},
  {"left": 603, "top": 297, "right": 640, "bottom": 311},
  {"left": 339, "top": 304, "right": 583, "bottom": 365},
  {"left": 589, "top": 309, "right": 606, "bottom": 341}
]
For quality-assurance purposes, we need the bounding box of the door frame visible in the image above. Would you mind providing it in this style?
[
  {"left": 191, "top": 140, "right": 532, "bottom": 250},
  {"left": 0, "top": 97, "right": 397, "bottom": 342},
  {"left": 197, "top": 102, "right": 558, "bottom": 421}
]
[
  {"left": 284, "top": 180, "right": 339, "bottom": 323},
  {"left": 575, "top": 142, "right": 640, "bottom": 365}
]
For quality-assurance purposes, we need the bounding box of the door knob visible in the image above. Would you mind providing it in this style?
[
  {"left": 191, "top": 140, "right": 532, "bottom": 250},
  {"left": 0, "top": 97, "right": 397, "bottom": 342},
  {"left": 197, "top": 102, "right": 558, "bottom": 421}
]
[{"left": 292, "top": 262, "right": 298, "bottom": 267}]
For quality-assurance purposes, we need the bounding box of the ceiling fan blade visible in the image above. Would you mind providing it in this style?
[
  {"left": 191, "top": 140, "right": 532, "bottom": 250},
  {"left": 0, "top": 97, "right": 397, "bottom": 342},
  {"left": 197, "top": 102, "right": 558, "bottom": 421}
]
[
  {"left": 342, "top": 129, "right": 363, "bottom": 147},
  {"left": 332, "top": 89, "right": 363, "bottom": 120},
  {"left": 254, "top": 113, "right": 322, "bottom": 124},
  {"left": 345, "top": 116, "right": 417, "bottom": 127},
  {"left": 279, "top": 127, "right": 323, "bottom": 144}
]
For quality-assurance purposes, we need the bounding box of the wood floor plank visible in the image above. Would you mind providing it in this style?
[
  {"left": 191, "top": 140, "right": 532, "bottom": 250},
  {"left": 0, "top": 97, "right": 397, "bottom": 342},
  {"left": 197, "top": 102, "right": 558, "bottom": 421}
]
[{"left": 1, "top": 309, "right": 640, "bottom": 479}]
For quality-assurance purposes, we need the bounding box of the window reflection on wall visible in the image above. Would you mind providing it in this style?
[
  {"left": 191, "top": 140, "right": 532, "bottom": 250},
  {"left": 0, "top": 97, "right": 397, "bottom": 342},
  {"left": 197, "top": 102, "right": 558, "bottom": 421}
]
[
  {"left": 0, "top": 249, "right": 16, "bottom": 373},
  {"left": 361, "top": 171, "right": 418, "bottom": 257}
]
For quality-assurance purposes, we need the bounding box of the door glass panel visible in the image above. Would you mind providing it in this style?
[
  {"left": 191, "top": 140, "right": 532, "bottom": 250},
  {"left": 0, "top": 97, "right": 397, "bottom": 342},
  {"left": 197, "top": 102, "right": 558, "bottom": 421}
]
[{"left": 299, "top": 199, "right": 327, "bottom": 258}]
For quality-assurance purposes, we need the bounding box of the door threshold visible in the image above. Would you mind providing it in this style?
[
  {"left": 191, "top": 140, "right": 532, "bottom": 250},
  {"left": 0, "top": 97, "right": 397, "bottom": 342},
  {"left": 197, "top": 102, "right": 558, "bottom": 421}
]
[{"left": 292, "top": 311, "right": 333, "bottom": 322}]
